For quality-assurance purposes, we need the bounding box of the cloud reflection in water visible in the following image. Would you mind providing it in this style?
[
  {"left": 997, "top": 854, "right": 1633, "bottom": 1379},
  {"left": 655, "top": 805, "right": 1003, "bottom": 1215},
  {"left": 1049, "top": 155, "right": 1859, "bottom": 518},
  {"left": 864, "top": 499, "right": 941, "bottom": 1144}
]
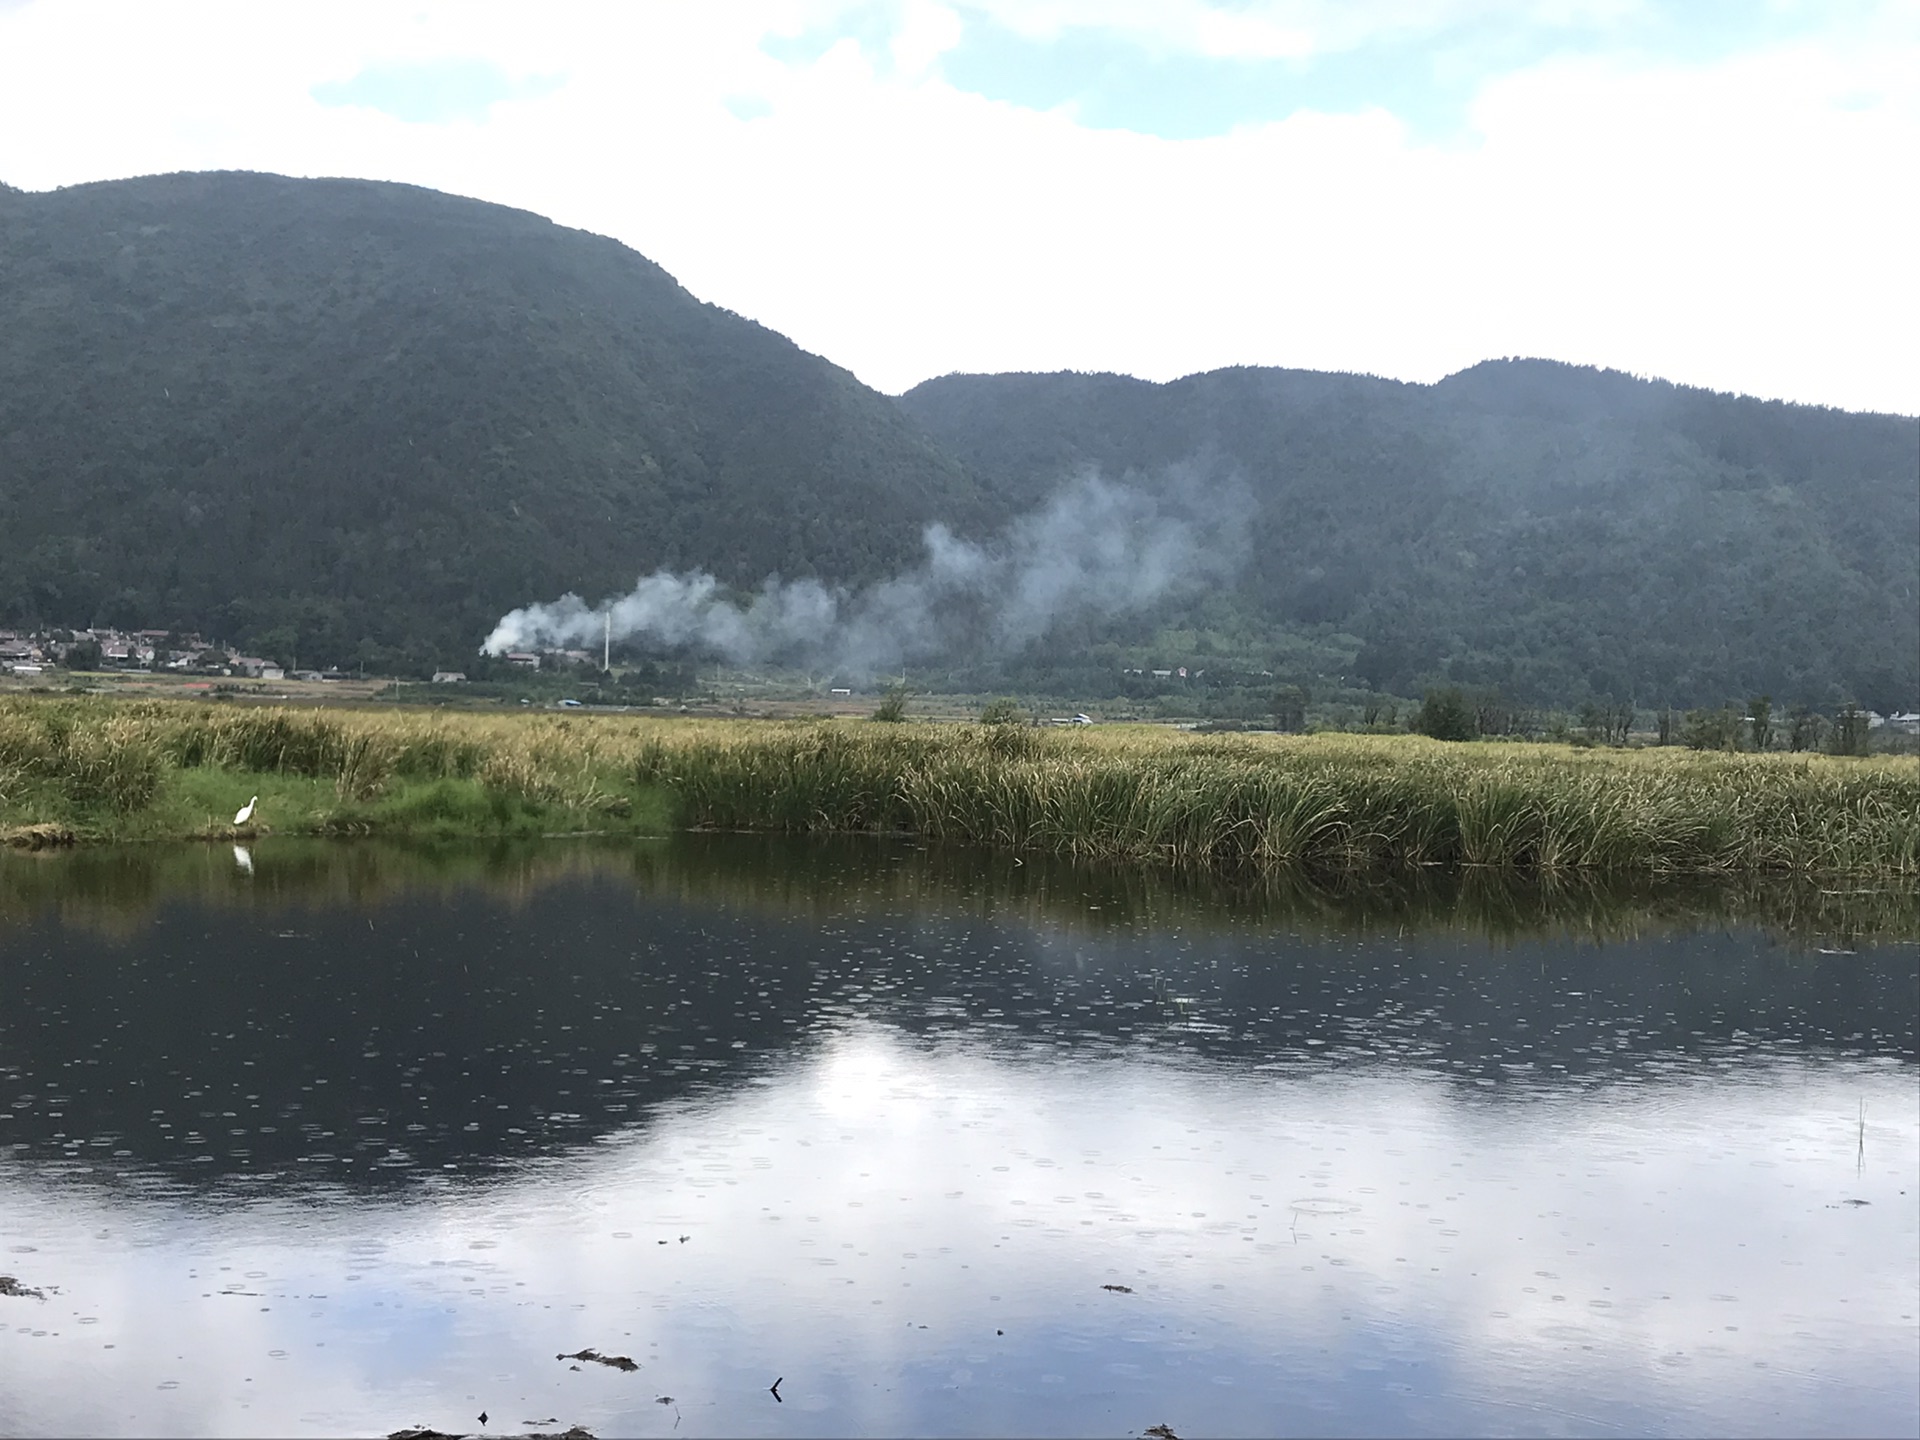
[{"left": 2, "top": 1027, "right": 1913, "bottom": 1438}]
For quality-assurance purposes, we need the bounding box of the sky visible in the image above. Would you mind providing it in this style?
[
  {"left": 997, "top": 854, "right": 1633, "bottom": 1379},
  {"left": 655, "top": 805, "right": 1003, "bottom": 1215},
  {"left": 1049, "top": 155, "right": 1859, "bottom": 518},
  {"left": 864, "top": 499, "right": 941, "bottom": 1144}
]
[{"left": 0, "top": 0, "right": 1914, "bottom": 413}]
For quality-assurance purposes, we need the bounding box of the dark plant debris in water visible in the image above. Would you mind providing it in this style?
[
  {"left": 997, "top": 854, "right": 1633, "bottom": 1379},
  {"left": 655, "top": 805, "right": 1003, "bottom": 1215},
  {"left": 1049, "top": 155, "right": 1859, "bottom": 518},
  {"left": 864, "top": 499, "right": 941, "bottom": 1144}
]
[
  {"left": 1102, "top": 1283, "right": 1135, "bottom": 1293},
  {"left": 0, "top": 1275, "right": 46, "bottom": 1299},
  {"left": 1144, "top": 1426, "right": 1183, "bottom": 1440},
  {"left": 557, "top": 1348, "right": 639, "bottom": 1372},
  {"left": 389, "top": 1428, "right": 593, "bottom": 1440}
]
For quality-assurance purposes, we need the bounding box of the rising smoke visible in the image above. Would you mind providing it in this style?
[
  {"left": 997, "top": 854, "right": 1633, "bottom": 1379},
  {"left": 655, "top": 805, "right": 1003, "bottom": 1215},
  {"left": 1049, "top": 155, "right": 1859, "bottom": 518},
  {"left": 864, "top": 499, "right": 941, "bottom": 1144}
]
[{"left": 481, "top": 468, "right": 1250, "bottom": 675}]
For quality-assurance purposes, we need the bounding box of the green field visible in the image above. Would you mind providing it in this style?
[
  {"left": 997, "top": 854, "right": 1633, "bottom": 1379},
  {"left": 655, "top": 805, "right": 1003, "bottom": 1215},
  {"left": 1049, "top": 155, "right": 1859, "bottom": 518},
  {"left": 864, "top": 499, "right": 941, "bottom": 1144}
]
[{"left": 3, "top": 697, "right": 1917, "bottom": 878}]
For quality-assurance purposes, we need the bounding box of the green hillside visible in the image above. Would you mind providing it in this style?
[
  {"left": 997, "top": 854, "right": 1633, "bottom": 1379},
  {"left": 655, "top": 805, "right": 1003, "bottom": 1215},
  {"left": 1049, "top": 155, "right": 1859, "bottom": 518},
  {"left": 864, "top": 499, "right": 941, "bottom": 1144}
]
[
  {"left": 899, "top": 364, "right": 1919, "bottom": 710},
  {"left": 0, "top": 171, "right": 1912, "bottom": 710},
  {"left": 0, "top": 171, "right": 984, "bottom": 671}
]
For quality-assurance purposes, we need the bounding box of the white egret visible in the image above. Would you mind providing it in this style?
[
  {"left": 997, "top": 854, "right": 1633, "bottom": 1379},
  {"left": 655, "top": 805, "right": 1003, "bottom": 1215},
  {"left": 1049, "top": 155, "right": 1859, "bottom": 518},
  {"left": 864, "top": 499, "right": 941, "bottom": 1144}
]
[{"left": 233, "top": 795, "right": 257, "bottom": 825}]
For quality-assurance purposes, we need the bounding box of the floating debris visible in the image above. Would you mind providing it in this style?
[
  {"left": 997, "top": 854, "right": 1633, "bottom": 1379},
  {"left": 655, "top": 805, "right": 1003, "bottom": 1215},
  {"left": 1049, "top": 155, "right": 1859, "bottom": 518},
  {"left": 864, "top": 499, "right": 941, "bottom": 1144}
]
[
  {"left": 388, "top": 1427, "right": 594, "bottom": 1440},
  {"left": 1144, "top": 1426, "right": 1182, "bottom": 1440},
  {"left": 557, "top": 1349, "right": 639, "bottom": 1373},
  {"left": 1101, "top": 1284, "right": 1134, "bottom": 1294},
  {"left": 0, "top": 1276, "right": 46, "bottom": 1299}
]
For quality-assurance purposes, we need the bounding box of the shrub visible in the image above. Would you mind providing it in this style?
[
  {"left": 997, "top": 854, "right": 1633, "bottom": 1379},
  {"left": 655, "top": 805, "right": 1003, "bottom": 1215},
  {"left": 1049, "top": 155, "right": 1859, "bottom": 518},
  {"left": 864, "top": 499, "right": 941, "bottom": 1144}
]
[
  {"left": 978, "top": 696, "right": 1025, "bottom": 726},
  {"left": 1412, "top": 687, "right": 1477, "bottom": 742}
]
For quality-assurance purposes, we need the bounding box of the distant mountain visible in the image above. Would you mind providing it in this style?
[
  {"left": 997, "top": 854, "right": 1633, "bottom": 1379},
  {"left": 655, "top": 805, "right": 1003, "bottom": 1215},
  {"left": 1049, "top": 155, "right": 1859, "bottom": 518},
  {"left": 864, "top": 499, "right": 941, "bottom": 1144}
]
[
  {"left": 1, "top": 171, "right": 1912, "bottom": 708},
  {"left": 899, "top": 363, "right": 1918, "bottom": 709},
  {"left": 0, "top": 171, "right": 984, "bottom": 669}
]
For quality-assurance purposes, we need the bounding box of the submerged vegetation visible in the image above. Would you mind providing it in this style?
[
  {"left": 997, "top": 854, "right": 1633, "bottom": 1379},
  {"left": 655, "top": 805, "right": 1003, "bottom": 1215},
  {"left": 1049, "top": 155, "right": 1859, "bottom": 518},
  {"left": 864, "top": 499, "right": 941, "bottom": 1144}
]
[{"left": 3, "top": 696, "right": 1917, "bottom": 880}]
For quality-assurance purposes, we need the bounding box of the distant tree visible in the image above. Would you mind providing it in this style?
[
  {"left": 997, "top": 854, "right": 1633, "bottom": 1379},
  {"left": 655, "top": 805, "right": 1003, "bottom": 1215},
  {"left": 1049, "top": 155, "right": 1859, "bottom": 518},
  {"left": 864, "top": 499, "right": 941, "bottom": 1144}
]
[
  {"left": 1656, "top": 706, "right": 1676, "bottom": 746},
  {"left": 251, "top": 624, "right": 299, "bottom": 670},
  {"left": 870, "top": 685, "right": 910, "bottom": 723},
  {"left": 1786, "top": 705, "right": 1825, "bottom": 752},
  {"left": 1746, "top": 695, "right": 1774, "bottom": 752},
  {"left": 1471, "top": 688, "right": 1517, "bottom": 737},
  {"left": 1829, "top": 704, "right": 1872, "bottom": 757},
  {"left": 1361, "top": 699, "right": 1398, "bottom": 730},
  {"left": 1680, "top": 706, "right": 1742, "bottom": 751},
  {"left": 1580, "top": 698, "right": 1634, "bottom": 746},
  {"left": 62, "top": 637, "right": 102, "bottom": 670},
  {"left": 1270, "top": 684, "right": 1309, "bottom": 732},
  {"left": 978, "top": 696, "right": 1024, "bottom": 726},
  {"left": 1412, "top": 686, "right": 1477, "bottom": 742}
]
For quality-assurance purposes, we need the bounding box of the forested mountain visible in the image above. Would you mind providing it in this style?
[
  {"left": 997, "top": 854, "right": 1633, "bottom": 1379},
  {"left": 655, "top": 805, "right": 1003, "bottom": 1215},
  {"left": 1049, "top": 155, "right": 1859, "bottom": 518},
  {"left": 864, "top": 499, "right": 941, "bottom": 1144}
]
[
  {"left": 0, "top": 171, "right": 1912, "bottom": 708},
  {"left": 900, "top": 364, "right": 1918, "bottom": 709},
  {"left": 0, "top": 172, "right": 985, "bottom": 670}
]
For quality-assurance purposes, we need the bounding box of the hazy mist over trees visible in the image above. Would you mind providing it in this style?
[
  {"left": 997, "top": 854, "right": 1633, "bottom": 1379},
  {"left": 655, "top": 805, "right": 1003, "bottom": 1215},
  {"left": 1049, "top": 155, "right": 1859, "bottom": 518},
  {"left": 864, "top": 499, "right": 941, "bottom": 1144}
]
[{"left": 901, "top": 364, "right": 1918, "bottom": 710}]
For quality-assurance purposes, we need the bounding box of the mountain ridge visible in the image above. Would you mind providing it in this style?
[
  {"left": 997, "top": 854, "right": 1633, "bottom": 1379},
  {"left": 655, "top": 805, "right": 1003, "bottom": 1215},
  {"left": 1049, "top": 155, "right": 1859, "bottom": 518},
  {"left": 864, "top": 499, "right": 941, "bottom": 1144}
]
[
  {"left": 0, "top": 170, "right": 1913, "bottom": 708},
  {"left": 898, "top": 360, "right": 1917, "bottom": 707},
  {"left": 0, "top": 170, "right": 986, "bottom": 669}
]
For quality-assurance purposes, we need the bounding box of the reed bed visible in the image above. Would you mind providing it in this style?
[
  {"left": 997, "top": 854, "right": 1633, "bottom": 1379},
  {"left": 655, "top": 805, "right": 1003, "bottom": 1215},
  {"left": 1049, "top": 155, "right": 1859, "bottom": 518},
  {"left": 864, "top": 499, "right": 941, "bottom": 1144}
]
[
  {"left": 2, "top": 697, "right": 1916, "bottom": 878},
  {"left": 633, "top": 719, "right": 1920, "bottom": 878}
]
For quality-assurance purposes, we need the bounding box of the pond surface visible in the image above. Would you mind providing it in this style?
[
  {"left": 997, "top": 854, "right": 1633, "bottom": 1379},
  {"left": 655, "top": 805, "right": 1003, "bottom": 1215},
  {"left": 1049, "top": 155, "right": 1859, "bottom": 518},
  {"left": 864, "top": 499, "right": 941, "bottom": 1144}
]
[{"left": 0, "top": 838, "right": 1915, "bottom": 1438}]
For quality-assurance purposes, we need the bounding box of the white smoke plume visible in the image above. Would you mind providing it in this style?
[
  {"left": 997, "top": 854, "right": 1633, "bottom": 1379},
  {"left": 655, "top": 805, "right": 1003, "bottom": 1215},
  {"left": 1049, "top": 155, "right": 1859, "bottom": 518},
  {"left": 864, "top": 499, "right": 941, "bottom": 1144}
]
[{"left": 481, "top": 469, "right": 1249, "bottom": 675}]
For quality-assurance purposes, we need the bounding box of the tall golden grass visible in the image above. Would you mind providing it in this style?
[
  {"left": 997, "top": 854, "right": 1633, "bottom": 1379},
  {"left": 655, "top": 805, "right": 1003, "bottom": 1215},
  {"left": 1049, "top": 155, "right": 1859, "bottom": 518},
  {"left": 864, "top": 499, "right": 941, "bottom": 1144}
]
[
  {"left": 635, "top": 720, "right": 1920, "bottom": 876},
  {"left": 3, "top": 697, "right": 1916, "bottom": 876}
]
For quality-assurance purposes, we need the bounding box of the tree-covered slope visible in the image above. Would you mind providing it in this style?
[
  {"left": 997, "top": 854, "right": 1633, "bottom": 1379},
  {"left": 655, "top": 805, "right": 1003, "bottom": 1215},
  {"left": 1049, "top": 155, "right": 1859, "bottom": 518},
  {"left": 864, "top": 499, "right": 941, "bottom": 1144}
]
[
  {"left": 2, "top": 171, "right": 1911, "bottom": 708},
  {"left": 898, "top": 362, "right": 1919, "bottom": 709},
  {"left": 0, "top": 171, "right": 984, "bottom": 668}
]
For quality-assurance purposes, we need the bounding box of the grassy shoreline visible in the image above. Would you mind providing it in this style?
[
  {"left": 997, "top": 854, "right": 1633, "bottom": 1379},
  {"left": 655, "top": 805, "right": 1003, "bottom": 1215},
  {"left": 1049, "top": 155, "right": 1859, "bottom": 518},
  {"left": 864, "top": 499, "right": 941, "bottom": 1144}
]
[{"left": 3, "top": 697, "right": 1917, "bottom": 877}]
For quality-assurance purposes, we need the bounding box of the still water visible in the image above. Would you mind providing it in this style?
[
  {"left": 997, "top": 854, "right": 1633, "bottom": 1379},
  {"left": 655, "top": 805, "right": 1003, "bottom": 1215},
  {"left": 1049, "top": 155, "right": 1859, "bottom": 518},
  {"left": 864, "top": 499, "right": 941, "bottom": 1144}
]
[{"left": 1, "top": 839, "right": 1914, "bottom": 1438}]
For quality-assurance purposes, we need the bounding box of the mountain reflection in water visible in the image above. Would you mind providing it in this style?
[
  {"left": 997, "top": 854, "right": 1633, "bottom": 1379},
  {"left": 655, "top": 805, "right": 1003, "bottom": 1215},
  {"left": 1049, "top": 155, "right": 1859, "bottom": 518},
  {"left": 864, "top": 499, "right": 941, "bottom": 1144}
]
[{"left": 0, "top": 836, "right": 1914, "bottom": 1438}]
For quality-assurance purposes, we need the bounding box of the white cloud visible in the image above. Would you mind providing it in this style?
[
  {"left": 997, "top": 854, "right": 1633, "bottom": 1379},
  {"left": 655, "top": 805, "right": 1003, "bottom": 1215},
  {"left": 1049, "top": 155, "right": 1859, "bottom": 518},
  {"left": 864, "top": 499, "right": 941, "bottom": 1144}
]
[{"left": 0, "top": 0, "right": 1914, "bottom": 411}]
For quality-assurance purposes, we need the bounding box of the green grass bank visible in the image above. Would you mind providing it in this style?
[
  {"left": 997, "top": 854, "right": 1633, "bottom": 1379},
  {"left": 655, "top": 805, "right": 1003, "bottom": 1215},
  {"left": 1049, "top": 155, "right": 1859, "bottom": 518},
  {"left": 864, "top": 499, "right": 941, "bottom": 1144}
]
[
  {"left": 0, "top": 697, "right": 671, "bottom": 844},
  {"left": 3, "top": 697, "right": 1917, "bottom": 877}
]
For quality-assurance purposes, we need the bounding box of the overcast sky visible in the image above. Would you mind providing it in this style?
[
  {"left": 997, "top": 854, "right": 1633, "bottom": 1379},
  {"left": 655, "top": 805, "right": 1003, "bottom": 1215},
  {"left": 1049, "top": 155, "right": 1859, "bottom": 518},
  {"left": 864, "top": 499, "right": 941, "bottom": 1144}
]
[{"left": 1, "top": 0, "right": 1913, "bottom": 413}]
